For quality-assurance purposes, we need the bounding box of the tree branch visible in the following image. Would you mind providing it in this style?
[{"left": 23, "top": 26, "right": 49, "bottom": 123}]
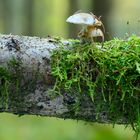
[{"left": 0, "top": 34, "right": 130, "bottom": 124}]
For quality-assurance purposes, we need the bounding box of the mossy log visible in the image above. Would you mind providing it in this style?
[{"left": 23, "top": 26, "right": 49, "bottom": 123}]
[{"left": 0, "top": 34, "right": 140, "bottom": 128}]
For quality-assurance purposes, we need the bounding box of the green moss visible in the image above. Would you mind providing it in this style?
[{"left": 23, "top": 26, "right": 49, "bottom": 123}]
[
  {"left": 0, "top": 57, "right": 23, "bottom": 109},
  {"left": 0, "top": 66, "right": 12, "bottom": 109},
  {"left": 51, "top": 35, "right": 140, "bottom": 137}
]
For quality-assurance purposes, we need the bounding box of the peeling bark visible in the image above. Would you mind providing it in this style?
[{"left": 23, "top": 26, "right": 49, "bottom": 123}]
[{"left": 0, "top": 34, "right": 128, "bottom": 124}]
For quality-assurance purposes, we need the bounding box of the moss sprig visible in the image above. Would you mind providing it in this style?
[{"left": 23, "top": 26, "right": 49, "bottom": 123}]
[{"left": 51, "top": 35, "right": 140, "bottom": 136}]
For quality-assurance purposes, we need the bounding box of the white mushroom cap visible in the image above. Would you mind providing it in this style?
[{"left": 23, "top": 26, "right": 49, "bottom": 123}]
[{"left": 66, "top": 13, "right": 96, "bottom": 25}]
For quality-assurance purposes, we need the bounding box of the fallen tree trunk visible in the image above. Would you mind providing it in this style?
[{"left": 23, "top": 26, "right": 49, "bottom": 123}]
[{"left": 0, "top": 34, "right": 139, "bottom": 126}]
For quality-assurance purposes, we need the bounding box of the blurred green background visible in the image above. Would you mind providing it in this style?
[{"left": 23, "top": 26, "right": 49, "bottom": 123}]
[
  {"left": 0, "top": 0, "right": 140, "bottom": 39},
  {"left": 0, "top": 0, "right": 140, "bottom": 140},
  {"left": 0, "top": 113, "right": 136, "bottom": 140}
]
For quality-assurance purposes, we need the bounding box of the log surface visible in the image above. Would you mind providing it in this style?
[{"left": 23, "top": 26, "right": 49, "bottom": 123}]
[{"left": 0, "top": 34, "right": 128, "bottom": 124}]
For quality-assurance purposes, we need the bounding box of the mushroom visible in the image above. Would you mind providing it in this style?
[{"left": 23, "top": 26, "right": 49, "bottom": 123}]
[{"left": 66, "top": 12, "right": 105, "bottom": 43}]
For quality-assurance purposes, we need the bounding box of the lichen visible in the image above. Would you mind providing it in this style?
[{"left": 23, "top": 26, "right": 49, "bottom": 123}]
[{"left": 50, "top": 35, "right": 140, "bottom": 138}]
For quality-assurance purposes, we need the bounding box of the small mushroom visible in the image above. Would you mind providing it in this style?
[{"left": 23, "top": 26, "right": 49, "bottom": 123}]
[
  {"left": 66, "top": 12, "right": 105, "bottom": 43},
  {"left": 91, "top": 28, "right": 104, "bottom": 42}
]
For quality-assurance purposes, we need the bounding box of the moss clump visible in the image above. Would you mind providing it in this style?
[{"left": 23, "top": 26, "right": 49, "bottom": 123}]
[
  {"left": 0, "top": 57, "right": 23, "bottom": 109},
  {"left": 51, "top": 35, "right": 140, "bottom": 137},
  {"left": 0, "top": 66, "right": 12, "bottom": 109}
]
